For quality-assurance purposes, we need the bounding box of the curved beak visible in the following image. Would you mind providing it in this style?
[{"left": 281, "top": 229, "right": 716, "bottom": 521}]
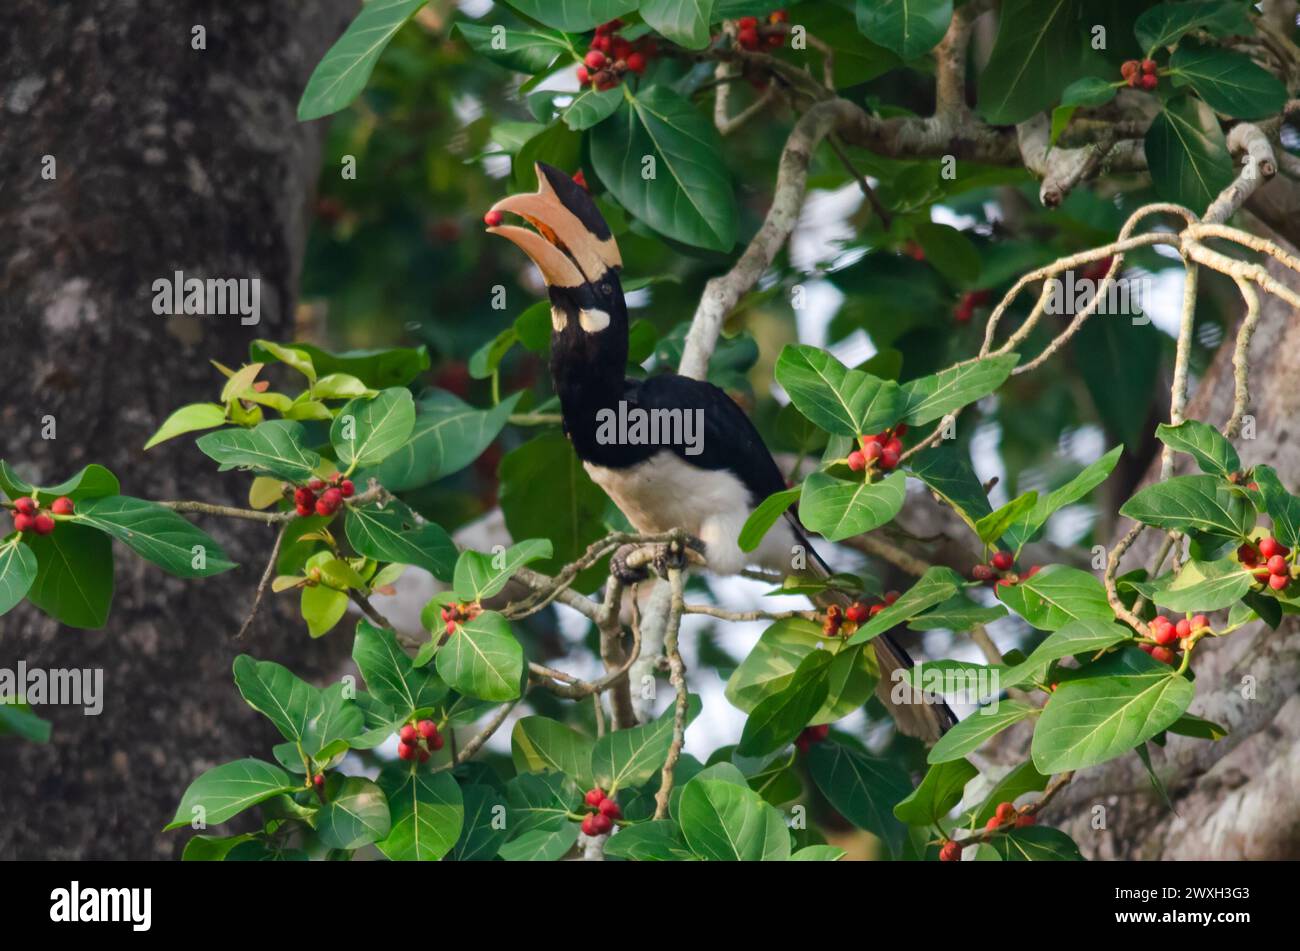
[{"left": 486, "top": 163, "right": 620, "bottom": 288}]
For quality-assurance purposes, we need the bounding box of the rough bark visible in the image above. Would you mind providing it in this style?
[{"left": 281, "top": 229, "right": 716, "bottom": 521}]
[{"left": 0, "top": 0, "right": 354, "bottom": 859}]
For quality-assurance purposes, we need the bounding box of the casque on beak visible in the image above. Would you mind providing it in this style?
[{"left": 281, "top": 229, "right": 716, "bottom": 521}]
[{"left": 485, "top": 162, "right": 621, "bottom": 289}]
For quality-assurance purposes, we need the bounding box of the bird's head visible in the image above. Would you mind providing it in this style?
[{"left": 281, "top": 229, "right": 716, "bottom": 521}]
[{"left": 486, "top": 162, "right": 627, "bottom": 356}]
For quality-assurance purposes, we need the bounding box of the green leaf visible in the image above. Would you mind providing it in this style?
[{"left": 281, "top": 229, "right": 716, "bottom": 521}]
[
  {"left": 24, "top": 524, "right": 114, "bottom": 629},
  {"left": 926, "top": 701, "right": 1038, "bottom": 763},
  {"left": 1167, "top": 713, "right": 1228, "bottom": 740},
  {"left": 297, "top": 0, "right": 428, "bottom": 121},
  {"left": 1169, "top": 44, "right": 1286, "bottom": 120},
  {"left": 317, "top": 776, "right": 392, "bottom": 850},
  {"left": 0, "top": 462, "right": 120, "bottom": 505},
  {"left": 642, "top": 0, "right": 714, "bottom": 48},
  {"left": 1031, "top": 650, "right": 1195, "bottom": 773},
  {"left": 1152, "top": 558, "right": 1253, "bottom": 612},
  {"left": 353, "top": 619, "right": 447, "bottom": 716},
  {"left": 196, "top": 419, "right": 322, "bottom": 482},
  {"left": 1060, "top": 75, "right": 1118, "bottom": 108},
  {"left": 468, "top": 328, "right": 517, "bottom": 381},
  {"left": 1254, "top": 465, "right": 1300, "bottom": 549},
  {"left": 678, "top": 777, "right": 790, "bottom": 861},
  {"left": 1000, "top": 619, "right": 1132, "bottom": 688},
  {"left": 1119, "top": 474, "right": 1253, "bottom": 539},
  {"left": 303, "top": 683, "right": 365, "bottom": 756},
  {"left": 250, "top": 341, "right": 429, "bottom": 389},
  {"left": 181, "top": 834, "right": 255, "bottom": 861},
  {"left": 912, "top": 220, "right": 980, "bottom": 285},
  {"left": 978, "top": 0, "right": 1085, "bottom": 125},
  {"left": 893, "top": 758, "right": 977, "bottom": 825},
  {"left": 1145, "top": 95, "right": 1235, "bottom": 213},
  {"left": 603, "top": 820, "right": 695, "bottom": 860},
  {"left": 976, "top": 491, "right": 1038, "bottom": 545},
  {"left": 1134, "top": 1, "right": 1253, "bottom": 55},
  {"left": 790, "top": 844, "right": 846, "bottom": 861},
  {"left": 847, "top": 566, "right": 965, "bottom": 645},
  {"left": 996, "top": 564, "right": 1112, "bottom": 632},
  {"left": 0, "top": 701, "right": 50, "bottom": 743},
  {"left": 562, "top": 86, "right": 624, "bottom": 131},
  {"left": 511, "top": 716, "right": 595, "bottom": 790},
  {"left": 737, "top": 650, "right": 834, "bottom": 757},
  {"left": 501, "top": 0, "right": 638, "bottom": 32},
  {"left": 806, "top": 740, "right": 910, "bottom": 858},
  {"left": 452, "top": 539, "right": 553, "bottom": 601},
  {"left": 498, "top": 824, "right": 580, "bottom": 860},
  {"left": 505, "top": 770, "right": 582, "bottom": 837},
  {"left": 855, "top": 0, "right": 952, "bottom": 61},
  {"left": 908, "top": 593, "right": 1007, "bottom": 631},
  {"left": 345, "top": 500, "right": 456, "bottom": 580},
  {"left": 301, "top": 584, "right": 349, "bottom": 638},
  {"left": 799, "top": 470, "right": 906, "bottom": 542},
  {"left": 143, "top": 403, "right": 227, "bottom": 450},
  {"left": 453, "top": 21, "right": 568, "bottom": 74},
  {"left": 1156, "top": 420, "right": 1240, "bottom": 478},
  {"left": 74, "top": 496, "right": 236, "bottom": 578},
  {"left": 726, "top": 619, "right": 875, "bottom": 723},
  {"left": 590, "top": 87, "right": 737, "bottom": 252},
  {"left": 232, "top": 655, "right": 321, "bottom": 745},
  {"left": 907, "top": 446, "right": 995, "bottom": 533},
  {"left": 436, "top": 610, "right": 523, "bottom": 702},
  {"left": 332, "top": 388, "right": 416, "bottom": 470},
  {"left": 1003, "top": 445, "right": 1123, "bottom": 548},
  {"left": 897, "top": 353, "right": 1018, "bottom": 425},
  {"left": 739, "top": 488, "right": 802, "bottom": 553},
  {"left": 376, "top": 767, "right": 463, "bottom": 861},
  {"left": 0, "top": 540, "right": 37, "bottom": 617},
  {"left": 591, "top": 695, "right": 701, "bottom": 791},
  {"left": 774, "top": 345, "right": 901, "bottom": 436},
  {"left": 360, "top": 389, "right": 520, "bottom": 492},
  {"left": 166, "top": 759, "right": 297, "bottom": 830},
  {"left": 452, "top": 784, "right": 509, "bottom": 861},
  {"left": 986, "top": 826, "right": 1084, "bottom": 861}
]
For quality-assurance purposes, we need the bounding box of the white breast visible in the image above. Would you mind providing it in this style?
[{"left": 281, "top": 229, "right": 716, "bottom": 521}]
[{"left": 584, "top": 451, "right": 800, "bottom": 576}]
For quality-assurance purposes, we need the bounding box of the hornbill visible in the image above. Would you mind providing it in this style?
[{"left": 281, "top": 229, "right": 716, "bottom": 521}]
[{"left": 487, "top": 162, "right": 955, "bottom": 741}]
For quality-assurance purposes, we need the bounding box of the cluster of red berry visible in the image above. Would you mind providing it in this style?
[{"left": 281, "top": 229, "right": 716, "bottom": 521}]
[
  {"left": 576, "top": 20, "right": 655, "bottom": 90},
  {"left": 939, "top": 801, "right": 1035, "bottom": 860},
  {"left": 822, "top": 590, "right": 899, "bottom": 637},
  {"left": 397, "top": 719, "right": 444, "bottom": 763},
  {"left": 1239, "top": 536, "right": 1292, "bottom": 591},
  {"left": 10, "top": 496, "right": 72, "bottom": 535},
  {"left": 580, "top": 786, "right": 621, "bottom": 836},
  {"left": 848, "top": 423, "right": 907, "bottom": 473},
  {"left": 795, "top": 723, "right": 829, "bottom": 754},
  {"left": 1140, "top": 614, "right": 1208, "bottom": 665},
  {"left": 734, "top": 11, "right": 788, "bottom": 50},
  {"left": 294, "top": 474, "right": 354, "bottom": 517},
  {"left": 971, "top": 551, "right": 1039, "bottom": 588},
  {"left": 1121, "top": 58, "right": 1159, "bottom": 90},
  {"left": 438, "top": 601, "right": 480, "bottom": 637},
  {"left": 953, "top": 289, "right": 992, "bottom": 323}
]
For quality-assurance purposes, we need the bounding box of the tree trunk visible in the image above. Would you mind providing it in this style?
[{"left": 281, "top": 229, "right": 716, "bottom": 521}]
[
  {"left": 0, "top": 0, "right": 354, "bottom": 859},
  {"left": 1046, "top": 198, "right": 1300, "bottom": 860}
]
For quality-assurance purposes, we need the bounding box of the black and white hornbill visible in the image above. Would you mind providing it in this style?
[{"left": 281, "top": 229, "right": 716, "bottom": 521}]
[{"left": 487, "top": 162, "right": 955, "bottom": 741}]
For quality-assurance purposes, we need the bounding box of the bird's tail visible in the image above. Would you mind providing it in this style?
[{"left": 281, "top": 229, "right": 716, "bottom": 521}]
[{"left": 787, "top": 514, "right": 956, "bottom": 743}]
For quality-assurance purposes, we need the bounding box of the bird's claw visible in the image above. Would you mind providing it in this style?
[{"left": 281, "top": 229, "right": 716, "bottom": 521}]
[
  {"left": 653, "top": 534, "right": 706, "bottom": 577},
  {"left": 611, "top": 543, "right": 651, "bottom": 585}
]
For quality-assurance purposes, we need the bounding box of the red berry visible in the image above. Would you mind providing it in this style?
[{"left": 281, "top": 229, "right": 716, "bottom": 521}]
[
  {"left": 626, "top": 52, "right": 646, "bottom": 74},
  {"left": 771, "top": 10, "right": 789, "bottom": 23},
  {"left": 321, "top": 487, "right": 343, "bottom": 506},
  {"left": 1175, "top": 618, "right": 1191, "bottom": 638},
  {"left": 995, "top": 802, "right": 1016, "bottom": 822},
  {"left": 591, "top": 812, "right": 613, "bottom": 835},
  {"left": 894, "top": 423, "right": 908, "bottom": 437},
  {"left": 50, "top": 496, "right": 74, "bottom": 515},
  {"left": 581, "top": 814, "right": 599, "bottom": 836},
  {"left": 1121, "top": 60, "right": 1139, "bottom": 79},
  {"left": 765, "top": 33, "right": 782, "bottom": 48},
  {"left": 860, "top": 440, "right": 883, "bottom": 461},
  {"left": 1267, "top": 554, "right": 1287, "bottom": 575},
  {"left": 418, "top": 720, "right": 437, "bottom": 740},
  {"left": 1259, "top": 537, "right": 1283, "bottom": 559},
  {"left": 397, "top": 741, "right": 416, "bottom": 761},
  {"left": 445, "top": 620, "right": 457, "bottom": 636},
  {"left": 1139, "top": 643, "right": 1154, "bottom": 654},
  {"left": 483, "top": 210, "right": 503, "bottom": 228},
  {"left": 598, "top": 798, "right": 621, "bottom": 820},
  {"left": 845, "top": 602, "right": 869, "bottom": 624},
  {"left": 868, "top": 603, "right": 885, "bottom": 617},
  {"left": 884, "top": 590, "right": 901, "bottom": 605},
  {"left": 939, "top": 840, "right": 961, "bottom": 862},
  {"left": 308, "top": 479, "right": 325, "bottom": 492},
  {"left": 1015, "top": 813, "right": 1035, "bottom": 828},
  {"left": 1191, "top": 615, "right": 1208, "bottom": 631},
  {"left": 14, "top": 497, "right": 37, "bottom": 515},
  {"left": 1238, "top": 543, "right": 1259, "bottom": 566},
  {"left": 847, "top": 451, "right": 866, "bottom": 472},
  {"left": 1141, "top": 74, "right": 1158, "bottom": 90},
  {"left": 314, "top": 498, "right": 334, "bottom": 516},
  {"left": 429, "top": 732, "right": 445, "bottom": 751},
  {"left": 13, "top": 513, "right": 35, "bottom": 533},
  {"left": 971, "top": 563, "right": 995, "bottom": 582},
  {"left": 295, "top": 502, "right": 312, "bottom": 517},
  {"left": 585, "top": 787, "right": 606, "bottom": 807},
  {"left": 1269, "top": 572, "right": 1289, "bottom": 591},
  {"left": 884, "top": 437, "right": 903, "bottom": 456},
  {"left": 880, "top": 448, "right": 900, "bottom": 470},
  {"left": 1153, "top": 623, "right": 1177, "bottom": 647},
  {"left": 991, "top": 551, "right": 1014, "bottom": 571},
  {"left": 591, "top": 35, "right": 610, "bottom": 52},
  {"left": 738, "top": 16, "right": 758, "bottom": 29},
  {"left": 399, "top": 724, "right": 417, "bottom": 744},
  {"left": 340, "top": 479, "right": 354, "bottom": 498},
  {"left": 986, "top": 816, "right": 1003, "bottom": 831},
  {"left": 594, "top": 70, "right": 619, "bottom": 91},
  {"left": 737, "top": 27, "right": 759, "bottom": 49},
  {"left": 1025, "top": 565, "right": 1041, "bottom": 578},
  {"left": 953, "top": 301, "right": 974, "bottom": 322},
  {"left": 795, "top": 724, "right": 829, "bottom": 754},
  {"left": 32, "top": 514, "right": 54, "bottom": 536},
  {"left": 1255, "top": 568, "right": 1273, "bottom": 583},
  {"left": 1142, "top": 59, "right": 1157, "bottom": 74},
  {"left": 598, "top": 17, "right": 622, "bottom": 33},
  {"left": 313, "top": 773, "right": 325, "bottom": 788},
  {"left": 576, "top": 65, "right": 589, "bottom": 84},
  {"left": 584, "top": 50, "right": 607, "bottom": 69},
  {"left": 417, "top": 747, "right": 431, "bottom": 763},
  {"left": 611, "top": 38, "right": 633, "bottom": 59},
  {"left": 1151, "top": 646, "right": 1175, "bottom": 664}
]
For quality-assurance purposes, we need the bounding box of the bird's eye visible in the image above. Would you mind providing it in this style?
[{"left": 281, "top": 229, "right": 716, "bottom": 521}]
[{"left": 599, "top": 282, "right": 612, "bottom": 296}]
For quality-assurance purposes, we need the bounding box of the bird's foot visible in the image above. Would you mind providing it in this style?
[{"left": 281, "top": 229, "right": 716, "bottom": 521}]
[
  {"left": 653, "top": 533, "right": 706, "bottom": 577},
  {"left": 611, "top": 543, "right": 652, "bottom": 585}
]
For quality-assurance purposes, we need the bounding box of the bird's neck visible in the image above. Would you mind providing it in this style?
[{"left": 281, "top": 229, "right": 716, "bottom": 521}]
[{"left": 550, "top": 330, "right": 628, "bottom": 462}]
